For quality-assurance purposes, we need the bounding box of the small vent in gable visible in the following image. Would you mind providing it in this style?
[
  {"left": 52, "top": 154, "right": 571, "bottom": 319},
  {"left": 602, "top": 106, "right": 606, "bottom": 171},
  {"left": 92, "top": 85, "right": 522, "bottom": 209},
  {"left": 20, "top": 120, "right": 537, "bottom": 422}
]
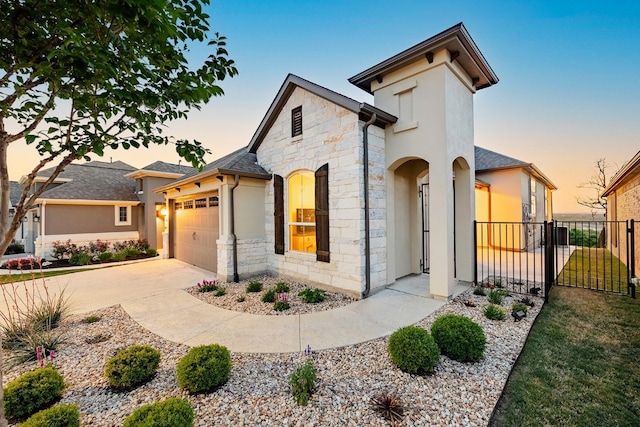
[{"left": 291, "top": 106, "right": 302, "bottom": 137}]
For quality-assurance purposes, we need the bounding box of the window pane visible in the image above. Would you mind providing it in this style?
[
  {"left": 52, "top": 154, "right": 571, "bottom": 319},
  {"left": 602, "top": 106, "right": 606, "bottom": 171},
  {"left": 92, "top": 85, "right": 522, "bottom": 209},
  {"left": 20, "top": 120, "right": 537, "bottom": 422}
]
[
  {"left": 288, "top": 171, "right": 316, "bottom": 253},
  {"left": 119, "top": 207, "right": 127, "bottom": 222},
  {"left": 290, "top": 225, "right": 316, "bottom": 253}
]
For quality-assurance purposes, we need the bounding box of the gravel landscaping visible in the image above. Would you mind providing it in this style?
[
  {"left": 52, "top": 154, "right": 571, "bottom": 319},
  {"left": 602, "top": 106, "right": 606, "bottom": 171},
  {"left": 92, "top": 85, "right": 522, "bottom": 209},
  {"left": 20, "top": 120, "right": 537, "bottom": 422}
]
[{"left": 2, "top": 287, "right": 543, "bottom": 426}]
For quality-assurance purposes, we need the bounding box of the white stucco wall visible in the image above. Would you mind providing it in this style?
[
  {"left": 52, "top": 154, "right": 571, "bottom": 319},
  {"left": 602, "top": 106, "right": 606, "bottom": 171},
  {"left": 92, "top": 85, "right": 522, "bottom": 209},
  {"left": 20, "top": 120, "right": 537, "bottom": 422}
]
[{"left": 256, "top": 86, "right": 387, "bottom": 297}]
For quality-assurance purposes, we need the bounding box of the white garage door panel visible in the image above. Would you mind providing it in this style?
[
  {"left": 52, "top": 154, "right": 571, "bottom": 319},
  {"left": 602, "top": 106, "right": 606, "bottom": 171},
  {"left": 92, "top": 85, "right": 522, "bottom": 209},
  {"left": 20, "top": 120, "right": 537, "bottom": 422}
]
[{"left": 174, "top": 197, "right": 219, "bottom": 272}]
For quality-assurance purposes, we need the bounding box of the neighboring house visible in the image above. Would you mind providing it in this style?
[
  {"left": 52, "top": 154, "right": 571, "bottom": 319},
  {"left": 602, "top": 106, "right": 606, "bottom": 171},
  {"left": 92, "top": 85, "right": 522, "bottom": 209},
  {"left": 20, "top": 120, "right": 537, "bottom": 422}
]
[
  {"left": 124, "top": 161, "right": 196, "bottom": 252},
  {"left": 156, "top": 23, "right": 499, "bottom": 300},
  {"left": 474, "top": 146, "right": 557, "bottom": 251},
  {"left": 20, "top": 160, "right": 195, "bottom": 258},
  {"left": 603, "top": 150, "right": 640, "bottom": 278},
  {"left": 22, "top": 161, "right": 140, "bottom": 257},
  {"left": 7, "top": 181, "right": 27, "bottom": 246}
]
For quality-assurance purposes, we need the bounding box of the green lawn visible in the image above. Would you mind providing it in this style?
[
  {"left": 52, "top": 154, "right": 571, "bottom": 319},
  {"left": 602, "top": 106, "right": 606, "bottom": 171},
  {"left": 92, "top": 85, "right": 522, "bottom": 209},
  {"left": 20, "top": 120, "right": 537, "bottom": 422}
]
[
  {"left": 557, "top": 247, "right": 629, "bottom": 293},
  {"left": 0, "top": 269, "right": 90, "bottom": 285},
  {"left": 490, "top": 286, "right": 640, "bottom": 426}
]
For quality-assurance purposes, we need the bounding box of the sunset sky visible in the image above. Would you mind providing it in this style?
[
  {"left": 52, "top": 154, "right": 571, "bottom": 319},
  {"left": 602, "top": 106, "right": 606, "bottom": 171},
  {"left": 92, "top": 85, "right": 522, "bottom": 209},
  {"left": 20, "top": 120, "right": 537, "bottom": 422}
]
[{"left": 7, "top": 0, "right": 640, "bottom": 213}]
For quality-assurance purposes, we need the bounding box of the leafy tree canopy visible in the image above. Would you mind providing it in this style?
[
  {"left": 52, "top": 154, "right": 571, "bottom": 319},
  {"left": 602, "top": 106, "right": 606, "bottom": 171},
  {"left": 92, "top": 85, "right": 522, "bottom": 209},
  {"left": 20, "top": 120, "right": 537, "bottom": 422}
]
[{"left": 0, "top": 0, "right": 237, "bottom": 255}]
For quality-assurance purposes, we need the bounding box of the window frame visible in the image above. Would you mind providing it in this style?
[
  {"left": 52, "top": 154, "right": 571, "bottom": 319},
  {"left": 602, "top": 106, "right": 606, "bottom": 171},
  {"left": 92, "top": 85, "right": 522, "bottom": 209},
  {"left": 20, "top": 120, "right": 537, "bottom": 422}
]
[
  {"left": 287, "top": 170, "right": 316, "bottom": 254},
  {"left": 115, "top": 205, "right": 132, "bottom": 226}
]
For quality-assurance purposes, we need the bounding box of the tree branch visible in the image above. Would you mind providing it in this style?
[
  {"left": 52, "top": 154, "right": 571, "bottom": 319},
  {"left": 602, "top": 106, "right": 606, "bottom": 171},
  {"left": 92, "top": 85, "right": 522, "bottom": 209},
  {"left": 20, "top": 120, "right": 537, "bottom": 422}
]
[{"left": 5, "top": 87, "right": 58, "bottom": 144}]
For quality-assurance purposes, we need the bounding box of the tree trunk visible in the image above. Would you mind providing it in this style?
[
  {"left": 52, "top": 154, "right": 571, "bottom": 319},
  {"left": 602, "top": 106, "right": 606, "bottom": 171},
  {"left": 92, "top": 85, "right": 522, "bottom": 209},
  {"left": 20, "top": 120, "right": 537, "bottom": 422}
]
[{"left": 0, "top": 132, "right": 9, "bottom": 427}]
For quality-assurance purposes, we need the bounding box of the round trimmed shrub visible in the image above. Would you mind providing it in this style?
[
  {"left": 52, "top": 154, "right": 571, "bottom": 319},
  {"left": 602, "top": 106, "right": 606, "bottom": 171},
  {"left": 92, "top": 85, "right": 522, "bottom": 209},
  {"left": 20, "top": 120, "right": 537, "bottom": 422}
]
[
  {"left": 104, "top": 345, "right": 161, "bottom": 390},
  {"left": 388, "top": 326, "right": 440, "bottom": 374},
  {"left": 176, "top": 344, "right": 231, "bottom": 393},
  {"left": 122, "top": 398, "right": 194, "bottom": 427},
  {"left": 4, "top": 365, "right": 65, "bottom": 420},
  {"left": 431, "top": 314, "right": 487, "bottom": 362},
  {"left": 22, "top": 404, "right": 80, "bottom": 427}
]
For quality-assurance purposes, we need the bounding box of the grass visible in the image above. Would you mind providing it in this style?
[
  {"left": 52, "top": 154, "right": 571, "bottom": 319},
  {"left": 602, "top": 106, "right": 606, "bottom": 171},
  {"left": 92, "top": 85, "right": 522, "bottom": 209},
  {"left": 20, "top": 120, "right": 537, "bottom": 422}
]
[
  {"left": 0, "top": 269, "right": 90, "bottom": 285},
  {"left": 557, "top": 247, "right": 629, "bottom": 292},
  {"left": 490, "top": 286, "right": 640, "bottom": 427}
]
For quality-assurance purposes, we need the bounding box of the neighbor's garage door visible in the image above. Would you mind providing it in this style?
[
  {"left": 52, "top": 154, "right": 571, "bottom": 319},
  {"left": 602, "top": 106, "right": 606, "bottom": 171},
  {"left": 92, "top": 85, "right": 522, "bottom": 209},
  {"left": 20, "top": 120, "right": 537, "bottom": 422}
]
[{"left": 173, "top": 194, "right": 219, "bottom": 272}]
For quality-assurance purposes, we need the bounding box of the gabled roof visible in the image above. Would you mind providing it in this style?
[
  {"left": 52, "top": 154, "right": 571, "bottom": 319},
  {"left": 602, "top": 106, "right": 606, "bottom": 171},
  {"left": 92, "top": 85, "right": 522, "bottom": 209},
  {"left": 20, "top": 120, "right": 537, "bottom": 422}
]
[
  {"left": 154, "top": 147, "right": 271, "bottom": 192},
  {"left": 475, "top": 146, "right": 557, "bottom": 190},
  {"left": 349, "top": 22, "right": 499, "bottom": 94},
  {"left": 247, "top": 74, "right": 397, "bottom": 153},
  {"left": 9, "top": 181, "right": 23, "bottom": 207},
  {"left": 124, "top": 161, "right": 197, "bottom": 179},
  {"left": 603, "top": 150, "right": 640, "bottom": 197},
  {"left": 35, "top": 161, "right": 139, "bottom": 202}
]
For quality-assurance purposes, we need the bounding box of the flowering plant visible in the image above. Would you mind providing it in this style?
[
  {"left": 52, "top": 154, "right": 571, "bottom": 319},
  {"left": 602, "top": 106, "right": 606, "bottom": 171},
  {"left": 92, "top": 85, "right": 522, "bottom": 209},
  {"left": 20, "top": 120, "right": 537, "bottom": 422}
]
[
  {"left": 197, "top": 279, "right": 218, "bottom": 293},
  {"left": 36, "top": 346, "right": 55, "bottom": 368}
]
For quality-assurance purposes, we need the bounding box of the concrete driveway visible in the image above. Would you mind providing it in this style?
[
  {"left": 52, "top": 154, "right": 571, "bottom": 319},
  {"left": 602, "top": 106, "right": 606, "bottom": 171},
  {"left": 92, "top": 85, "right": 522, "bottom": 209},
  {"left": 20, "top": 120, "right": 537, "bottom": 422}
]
[{"left": 3, "top": 258, "right": 458, "bottom": 353}]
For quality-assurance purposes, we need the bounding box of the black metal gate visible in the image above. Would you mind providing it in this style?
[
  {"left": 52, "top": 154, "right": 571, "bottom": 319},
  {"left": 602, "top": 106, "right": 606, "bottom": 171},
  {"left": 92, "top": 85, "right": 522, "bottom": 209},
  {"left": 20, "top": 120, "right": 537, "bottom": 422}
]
[
  {"left": 474, "top": 220, "right": 637, "bottom": 302},
  {"left": 420, "top": 183, "right": 429, "bottom": 273}
]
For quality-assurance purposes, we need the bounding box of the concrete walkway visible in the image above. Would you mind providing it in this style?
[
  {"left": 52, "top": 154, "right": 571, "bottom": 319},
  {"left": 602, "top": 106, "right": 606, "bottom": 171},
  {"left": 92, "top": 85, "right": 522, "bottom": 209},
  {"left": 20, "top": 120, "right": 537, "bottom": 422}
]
[{"left": 3, "top": 259, "right": 469, "bottom": 353}]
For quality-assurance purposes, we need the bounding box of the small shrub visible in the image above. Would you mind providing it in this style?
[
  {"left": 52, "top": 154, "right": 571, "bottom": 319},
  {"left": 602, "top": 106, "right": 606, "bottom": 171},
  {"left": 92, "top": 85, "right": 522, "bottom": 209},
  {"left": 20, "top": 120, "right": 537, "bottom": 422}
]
[
  {"left": 298, "top": 288, "right": 327, "bottom": 304},
  {"left": 197, "top": 279, "right": 218, "bottom": 293},
  {"left": 484, "top": 304, "right": 507, "bottom": 321},
  {"left": 261, "top": 288, "right": 276, "bottom": 303},
  {"left": 4, "top": 242, "right": 25, "bottom": 255},
  {"left": 69, "top": 252, "right": 91, "bottom": 266},
  {"left": 388, "top": 326, "right": 440, "bottom": 374},
  {"left": 274, "top": 281, "right": 290, "bottom": 293},
  {"left": 274, "top": 300, "right": 290, "bottom": 311},
  {"left": 124, "top": 248, "right": 141, "bottom": 258},
  {"left": 84, "top": 315, "right": 101, "bottom": 324},
  {"left": 246, "top": 281, "right": 263, "bottom": 293},
  {"left": 112, "top": 251, "right": 127, "bottom": 262},
  {"left": 3, "top": 327, "right": 66, "bottom": 368},
  {"left": 511, "top": 302, "right": 528, "bottom": 313},
  {"left": 104, "top": 345, "right": 161, "bottom": 390},
  {"left": 214, "top": 287, "right": 226, "bottom": 297},
  {"left": 176, "top": 344, "right": 231, "bottom": 393},
  {"left": 237, "top": 294, "right": 246, "bottom": 302},
  {"left": 146, "top": 248, "right": 158, "bottom": 256},
  {"left": 431, "top": 314, "right": 486, "bottom": 362},
  {"left": 289, "top": 360, "right": 317, "bottom": 405},
  {"left": 21, "top": 404, "right": 80, "bottom": 427},
  {"left": 371, "top": 391, "right": 404, "bottom": 424},
  {"left": 122, "top": 398, "right": 194, "bottom": 427},
  {"left": 3, "top": 366, "right": 65, "bottom": 420},
  {"left": 473, "top": 286, "right": 486, "bottom": 296},
  {"left": 98, "top": 252, "right": 113, "bottom": 262},
  {"left": 488, "top": 290, "right": 505, "bottom": 305}
]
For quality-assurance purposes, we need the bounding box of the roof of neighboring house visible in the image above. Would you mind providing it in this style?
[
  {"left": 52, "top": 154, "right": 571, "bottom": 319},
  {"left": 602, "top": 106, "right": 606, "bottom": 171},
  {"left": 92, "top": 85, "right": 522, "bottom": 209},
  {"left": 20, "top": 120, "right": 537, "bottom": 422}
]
[
  {"left": 349, "top": 22, "right": 499, "bottom": 94},
  {"left": 247, "top": 74, "right": 397, "bottom": 153},
  {"left": 35, "top": 161, "right": 139, "bottom": 202},
  {"left": 603, "top": 150, "right": 640, "bottom": 197},
  {"left": 475, "top": 146, "right": 557, "bottom": 190},
  {"left": 124, "top": 161, "right": 198, "bottom": 180},
  {"left": 9, "top": 181, "right": 23, "bottom": 206},
  {"left": 155, "top": 147, "right": 272, "bottom": 192}
]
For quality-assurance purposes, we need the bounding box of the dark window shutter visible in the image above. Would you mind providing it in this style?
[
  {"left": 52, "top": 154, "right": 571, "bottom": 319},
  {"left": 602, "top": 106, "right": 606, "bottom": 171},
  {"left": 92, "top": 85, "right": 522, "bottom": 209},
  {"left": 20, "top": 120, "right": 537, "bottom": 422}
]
[
  {"left": 292, "top": 106, "right": 302, "bottom": 137},
  {"left": 274, "top": 175, "right": 285, "bottom": 254},
  {"left": 315, "top": 164, "right": 329, "bottom": 262}
]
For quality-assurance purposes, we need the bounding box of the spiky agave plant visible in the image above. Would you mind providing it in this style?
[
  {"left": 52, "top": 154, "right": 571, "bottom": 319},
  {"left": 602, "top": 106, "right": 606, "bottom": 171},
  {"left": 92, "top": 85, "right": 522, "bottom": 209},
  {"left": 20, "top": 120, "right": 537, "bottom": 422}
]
[{"left": 371, "top": 391, "right": 405, "bottom": 424}]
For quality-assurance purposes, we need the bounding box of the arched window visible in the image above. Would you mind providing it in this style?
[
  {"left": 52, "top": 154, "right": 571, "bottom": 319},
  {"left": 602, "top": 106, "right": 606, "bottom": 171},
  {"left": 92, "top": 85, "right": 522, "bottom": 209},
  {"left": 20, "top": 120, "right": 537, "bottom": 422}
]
[{"left": 288, "top": 171, "right": 316, "bottom": 253}]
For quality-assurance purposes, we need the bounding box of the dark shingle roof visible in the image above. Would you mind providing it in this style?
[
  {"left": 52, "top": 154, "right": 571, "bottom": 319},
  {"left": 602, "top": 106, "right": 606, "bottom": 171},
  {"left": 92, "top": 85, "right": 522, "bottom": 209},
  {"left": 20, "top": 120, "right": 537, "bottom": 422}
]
[
  {"left": 179, "top": 147, "right": 271, "bottom": 181},
  {"left": 37, "top": 161, "right": 139, "bottom": 201},
  {"left": 141, "top": 161, "right": 197, "bottom": 175},
  {"left": 475, "top": 146, "right": 528, "bottom": 171},
  {"left": 9, "top": 181, "right": 23, "bottom": 206}
]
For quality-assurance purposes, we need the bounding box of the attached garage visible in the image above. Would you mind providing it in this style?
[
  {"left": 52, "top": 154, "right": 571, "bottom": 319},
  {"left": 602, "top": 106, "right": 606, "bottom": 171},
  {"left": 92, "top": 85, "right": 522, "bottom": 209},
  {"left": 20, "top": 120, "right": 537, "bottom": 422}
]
[{"left": 172, "top": 193, "right": 219, "bottom": 272}]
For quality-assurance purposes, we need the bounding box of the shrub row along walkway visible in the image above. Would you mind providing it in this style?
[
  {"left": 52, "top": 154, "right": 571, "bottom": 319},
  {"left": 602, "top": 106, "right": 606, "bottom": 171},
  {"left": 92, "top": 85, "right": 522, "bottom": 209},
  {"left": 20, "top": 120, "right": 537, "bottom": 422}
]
[{"left": 12, "top": 259, "right": 468, "bottom": 353}]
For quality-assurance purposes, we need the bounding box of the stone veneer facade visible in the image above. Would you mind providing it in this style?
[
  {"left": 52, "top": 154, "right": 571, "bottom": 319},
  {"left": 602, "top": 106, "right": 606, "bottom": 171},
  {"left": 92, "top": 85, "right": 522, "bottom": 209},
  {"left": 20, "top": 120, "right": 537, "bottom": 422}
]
[{"left": 255, "top": 87, "right": 387, "bottom": 297}]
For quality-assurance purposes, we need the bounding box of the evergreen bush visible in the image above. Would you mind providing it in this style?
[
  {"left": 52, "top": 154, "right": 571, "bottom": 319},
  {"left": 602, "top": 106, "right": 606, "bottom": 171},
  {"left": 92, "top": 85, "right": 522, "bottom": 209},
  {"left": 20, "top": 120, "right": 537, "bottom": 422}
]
[
  {"left": 484, "top": 304, "right": 507, "bottom": 321},
  {"left": 3, "top": 366, "right": 65, "bottom": 420},
  {"left": 176, "top": 344, "right": 231, "bottom": 393},
  {"left": 430, "top": 314, "right": 486, "bottom": 362},
  {"left": 122, "top": 398, "right": 194, "bottom": 427},
  {"left": 104, "top": 345, "right": 161, "bottom": 390},
  {"left": 21, "top": 404, "right": 80, "bottom": 427},
  {"left": 388, "top": 326, "right": 440, "bottom": 374}
]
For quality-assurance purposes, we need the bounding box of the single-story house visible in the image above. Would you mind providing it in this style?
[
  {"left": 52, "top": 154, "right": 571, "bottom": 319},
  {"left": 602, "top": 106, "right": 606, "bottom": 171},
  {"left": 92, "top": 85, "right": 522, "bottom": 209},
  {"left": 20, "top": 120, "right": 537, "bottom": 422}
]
[
  {"left": 603, "top": 149, "right": 640, "bottom": 278},
  {"left": 474, "top": 146, "right": 556, "bottom": 251},
  {"left": 156, "top": 23, "right": 499, "bottom": 300},
  {"left": 22, "top": 160, "right": 193, "bottom": 257},
  {"left": 7, "top": 181, "right": 27, "bottom": 247}
]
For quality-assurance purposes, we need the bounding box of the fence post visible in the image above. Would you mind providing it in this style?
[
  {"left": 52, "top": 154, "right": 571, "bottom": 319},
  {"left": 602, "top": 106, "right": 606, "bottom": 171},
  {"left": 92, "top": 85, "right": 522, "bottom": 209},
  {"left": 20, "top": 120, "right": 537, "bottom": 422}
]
[
  {"left": 630, "top": 219, "right": 636, "bottom": 299},
  {"left": 544, "top": 221, "right": 554, "bottom": 303},
  {"left": 473, "top": 220, "right": 478, "bottom": 286}
]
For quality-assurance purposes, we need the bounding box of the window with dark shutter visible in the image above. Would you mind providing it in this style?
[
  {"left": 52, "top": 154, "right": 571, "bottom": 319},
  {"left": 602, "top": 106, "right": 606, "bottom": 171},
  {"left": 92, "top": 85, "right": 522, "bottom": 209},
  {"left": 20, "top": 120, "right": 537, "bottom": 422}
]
[
  {"left": 291, "top": 106, "right": 302, "bottom": 137},
  {"left": 315, "top": 164, "right": 329, "bottom": 262},
  {"left": 274, "top": 175, "right": 285, "bottom": 254}
]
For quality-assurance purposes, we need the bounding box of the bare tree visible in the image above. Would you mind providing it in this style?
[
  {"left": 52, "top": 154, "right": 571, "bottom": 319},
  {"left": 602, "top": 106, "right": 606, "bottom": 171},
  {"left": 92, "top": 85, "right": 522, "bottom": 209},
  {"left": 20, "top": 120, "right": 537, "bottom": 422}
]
[{"left": 576, "top": 159, "right": 617, "bottom": 218}]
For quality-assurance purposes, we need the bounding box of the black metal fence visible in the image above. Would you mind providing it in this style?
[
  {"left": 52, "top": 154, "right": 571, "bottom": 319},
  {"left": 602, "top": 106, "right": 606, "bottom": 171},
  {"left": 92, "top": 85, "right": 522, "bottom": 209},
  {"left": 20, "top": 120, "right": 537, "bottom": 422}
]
[{"left": 474, "top": 220, "right": 638, "bottom": 301}]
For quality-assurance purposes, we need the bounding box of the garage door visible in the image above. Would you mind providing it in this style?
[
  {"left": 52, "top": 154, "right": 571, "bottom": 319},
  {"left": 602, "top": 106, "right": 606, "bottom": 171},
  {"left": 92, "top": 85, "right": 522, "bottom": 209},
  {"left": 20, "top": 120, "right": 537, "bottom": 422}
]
[{"left": 173, "top": 194, "right": 219, "bottom": 272}]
